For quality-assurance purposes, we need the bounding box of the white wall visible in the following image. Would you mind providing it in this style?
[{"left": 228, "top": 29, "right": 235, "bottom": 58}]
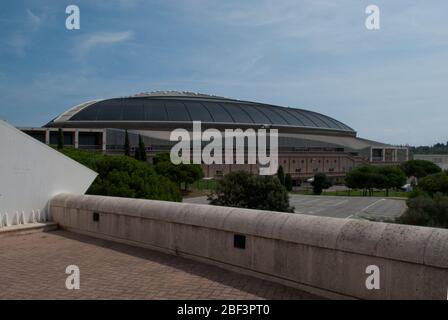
[
  {"left": 0, "top": 120, "right": 97, "bottom": 226},
  {"left": 413, "top": 154, "right": 448, "bottom": 171}
]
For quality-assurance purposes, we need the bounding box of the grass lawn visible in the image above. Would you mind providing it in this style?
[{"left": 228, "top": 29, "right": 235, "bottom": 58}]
[{"left": 191, "top": 179, "right": 219, "bottom": 190}]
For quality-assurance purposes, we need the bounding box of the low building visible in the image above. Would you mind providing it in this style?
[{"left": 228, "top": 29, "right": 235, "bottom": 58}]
[{"left": 413, "top": 154, "right": 448, "bottom": 170}]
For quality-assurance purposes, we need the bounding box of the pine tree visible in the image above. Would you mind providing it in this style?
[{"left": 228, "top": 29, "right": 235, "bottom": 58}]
[
  {"left": 138, "top": 135, "right": 147, "bottom": 162},
  {"left": 134, "top": 147, "right": 140, "bottom": 161},
  {"left": 57, "top": 128, "right": 64, "bottom": 150},
  {"left": 124, "top": 130, "right": 130, "bottom": 156},
  {"left": 277, "top": 165, "right": 285, "bottom": 186},
  {"left": 285, "top": 174, "right": 293, "bottom": 192}
]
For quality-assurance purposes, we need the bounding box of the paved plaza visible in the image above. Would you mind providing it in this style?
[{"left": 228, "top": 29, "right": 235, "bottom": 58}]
[
  {"left": 0, "top": 230, "right": 322, "bottom": 300},
  {"left": 184, "top": 194, "right": 407, "bottom": 220}
]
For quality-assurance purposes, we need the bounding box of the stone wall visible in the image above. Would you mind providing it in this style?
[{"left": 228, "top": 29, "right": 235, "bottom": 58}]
[{"left": 50, "top": 193, "right": 448, "bottom": 299}]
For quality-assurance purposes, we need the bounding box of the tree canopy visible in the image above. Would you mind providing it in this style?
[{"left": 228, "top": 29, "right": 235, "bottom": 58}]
[
  {"left": 417, "top": 172, "right": 448, "bottom": 196},
  {"left": 397, "top": 193, "right": 448, "bottom": 228},
  {"left": 153, "top": 153, "right": 204, "bottom": 191},
  {"left": 285, "top": 174, "right": 293, "bottom": 192},
  {"left": 345, "top": 165, "right": 406, "bottom": 196},
  {"left": 276, "top": 165, "right": 285, "bottom": 186},
  {"left": 124, "top": 129, "right": 130, "bottom": 157},
  {"left": 400, "top": 159, "right": 441, "bottom": 178},
  {"left": 134, "top": 134, "right": 147, "bottom": 161},
  {"left": 311, "top": 173, "right": 331, "bottom": 195},
  {"left": 60, "top": 148, "right": 181, "bottom": 202},
  {"left": 208, "top": 171, "right": 294, "bottom": 212}
]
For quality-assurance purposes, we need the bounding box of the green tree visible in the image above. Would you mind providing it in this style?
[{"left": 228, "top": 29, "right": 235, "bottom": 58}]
[
  {"left": 134, "top": 146, "right": 140, "bottom": 161},
  {"left": 346, "top": 165, "right": 405, "bottom": 196},
  {"left": 57, "top": 128, "right": 64, "bottom": 150},
  {"left": 400, "top": 160, "right": 441, "bottom": 178},
  {"left": 418, "top": 172, "right": 448, "bottom": 196},
  {"left": 180, "top": 164, "right": 204, "bottom": 191},
  {"left": 59, "top": 148, "right": 181, "bottom": 202},
  {"left": 277, "top": 165, "right": 285, "bottom": 186},
  {"left": 124, "top": 129, "right": 130, "bottom": 156},
  {"left": 208, "top": 171, "right": 294, "bottom": 212},
  {"left": 379, "top": 166, "right": 406, "bottom": 196},
  {"left": 285, "top": 174, "right": 293, "bottom": 192},
  {"left": 153, "top": 153, "right": 204, "bottom": 191},
  {"left": 136, "top": 134, "right": 147, "bottom": 162},
  {"left": 397, "top": 193, "right": 448, "bottom": 228},
  {"left": 311, "top": 173, "right": 331, "bottom": 195}
]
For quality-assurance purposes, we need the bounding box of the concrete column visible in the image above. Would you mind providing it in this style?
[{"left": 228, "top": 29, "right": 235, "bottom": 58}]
[
  {"left": 74, "top": 129, "right": 79, "bottom": 149},
  {"left": 45, "top": 129, "right": 50, "bottom": 145},
  {"left": 382, "top": 148, "right": 386, "bottom": 162},
  {"left": 102, "top": 130, "right": 107, "bottom": 153}
]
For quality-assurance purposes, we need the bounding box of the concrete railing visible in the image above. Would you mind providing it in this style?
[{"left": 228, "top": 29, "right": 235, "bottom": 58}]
[{"left": 50, "top": 193, "right": 448, "bottom": 300}]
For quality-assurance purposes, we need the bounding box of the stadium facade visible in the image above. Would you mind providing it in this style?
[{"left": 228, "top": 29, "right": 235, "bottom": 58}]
[{"left": 20, "top": 91, "right": 408, "bottom": 183}]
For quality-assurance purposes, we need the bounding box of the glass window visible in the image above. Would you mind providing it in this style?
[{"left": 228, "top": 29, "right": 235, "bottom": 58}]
[
  {"left": 25, "top": 131, "right": 45, "bottom": 143},
  {"left": 79, "top": 132, "right": 99, "bottom": 146}
]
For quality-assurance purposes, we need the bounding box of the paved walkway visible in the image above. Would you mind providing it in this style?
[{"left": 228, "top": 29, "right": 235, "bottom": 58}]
[{"left": 0, "top": 231, "right": 321, "bottom": 300}]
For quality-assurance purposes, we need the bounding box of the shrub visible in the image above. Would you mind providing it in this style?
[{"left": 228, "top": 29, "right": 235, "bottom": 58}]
[
  {"left": 397, "top": 193, "right": 448, "bottom": 228},
  {"left": 208, "top": 171, "right": 294, "bottom": 212},
  {"left": 311, "top": 173, "right": 331, "bottom": 195},
  {"left": 60, "top": 148, "right": 181, "bottom": 202},
  {"left": 417, "top": 172, "right": 448, "bottom": 196}
]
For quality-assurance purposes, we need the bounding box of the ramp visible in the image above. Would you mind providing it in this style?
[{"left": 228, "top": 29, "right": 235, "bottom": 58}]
[{"left": 0, "top": 120, "right": 97, "bottom": 226}]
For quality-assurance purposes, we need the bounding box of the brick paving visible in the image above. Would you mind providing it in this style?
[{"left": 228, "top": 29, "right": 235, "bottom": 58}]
[{"left": 0, "top": 231, "right": 322, "bottom": 300}]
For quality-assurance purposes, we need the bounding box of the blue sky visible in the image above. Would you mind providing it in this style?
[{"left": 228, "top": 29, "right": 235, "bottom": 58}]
[{"left": 1, "top": 0, "right": 447, "bottom": 146}]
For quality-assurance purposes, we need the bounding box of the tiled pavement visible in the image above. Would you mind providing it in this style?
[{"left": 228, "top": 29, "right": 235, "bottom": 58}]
[{"left": 0, "top": 231, "right": 322, "bottom": 300}]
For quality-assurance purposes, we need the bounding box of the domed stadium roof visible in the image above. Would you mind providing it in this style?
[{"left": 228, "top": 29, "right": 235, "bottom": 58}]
[{"left": 46, "top": 91, "right": 355, "bottom": 134}]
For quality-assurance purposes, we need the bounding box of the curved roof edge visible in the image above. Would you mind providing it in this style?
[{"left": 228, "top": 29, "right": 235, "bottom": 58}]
[
  {"left": 52, "top": 99, "right": 103, "bottom": 123},
  {"left": 47, "top": 92, "right": 356, "bottom": 135}
]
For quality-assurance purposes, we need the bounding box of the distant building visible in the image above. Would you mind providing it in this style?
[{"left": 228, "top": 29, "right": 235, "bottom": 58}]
[
  {"left": 20, "top": 91, "right": 408, "bottom": 183},
  {"left": 413, "top": 154, "right": 448, "bottom": 170}
]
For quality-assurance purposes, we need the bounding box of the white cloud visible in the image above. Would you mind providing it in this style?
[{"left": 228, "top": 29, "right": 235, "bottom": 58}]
[
  {"left": 26, "top": 9, "right": 41, "bottom": 30},
  {"left": 3, "top": 9, "right": 42, "bottom": 57},
  {"left": 75, "top": 31, "right": 134, "bottom": 58}
]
